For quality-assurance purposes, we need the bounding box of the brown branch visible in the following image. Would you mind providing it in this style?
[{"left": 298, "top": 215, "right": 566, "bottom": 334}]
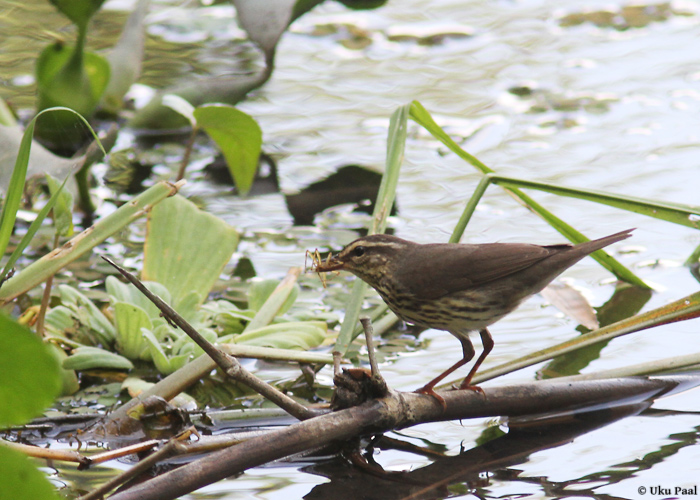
[
  {"left": 107, "top": 375, "right": 694, "bottom": 500},
  {"left": 101, "top": 257, "right": 318, "bottom": 421}
]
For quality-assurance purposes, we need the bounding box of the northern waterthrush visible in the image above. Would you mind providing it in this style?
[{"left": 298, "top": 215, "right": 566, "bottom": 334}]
[{"left": 314, "top": 228, "right": 633, "bottom": 401}]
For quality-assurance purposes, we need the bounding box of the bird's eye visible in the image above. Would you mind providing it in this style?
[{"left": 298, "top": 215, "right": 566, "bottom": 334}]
[{"left": 352, "top": 246, "right": 366, "bottom": 257}]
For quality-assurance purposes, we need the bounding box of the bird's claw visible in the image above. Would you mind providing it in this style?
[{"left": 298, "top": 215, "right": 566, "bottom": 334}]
[
  {"left": 414, "top": 386, "right": 447, "bottom": 410},
  {"left": 458, "top": 382, "right": 485, "bottom": 395}
]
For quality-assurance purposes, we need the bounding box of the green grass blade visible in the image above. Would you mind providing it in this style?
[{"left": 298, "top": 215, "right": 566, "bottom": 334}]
[
  {"left": 450, "top": 175, "right": 491, "bottom": 243},
  {"left": 498, "top": 188, "right": 648, "bottom": 288},
  {"left": 0, "top": 106, "right": 104, "bottom": 271},
  {"left": 490, "top": 175, "right": 700, "bottom": 229},
  {"left": 333, "top": 103, "right": 409, "bottom": 356},
  {"left": 244, "top": 268, "right": 301, "bottom": 332},
  {"left": 410, "top": 100, "right": 647, "bottom": 288},
  {"left": 0, "top": 119, "right": 35, "bottom": 259},
  {"left": 409, "top": 101, "right": 492, "bottom": 174},
  {"left": 0, "top": 175, "right": 70, "bottom": 283}
]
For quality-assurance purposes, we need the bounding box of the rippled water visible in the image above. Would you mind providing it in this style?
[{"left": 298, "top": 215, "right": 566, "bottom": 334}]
[{"left": 3, "top": 0, "right": 700, "bottom": 497}]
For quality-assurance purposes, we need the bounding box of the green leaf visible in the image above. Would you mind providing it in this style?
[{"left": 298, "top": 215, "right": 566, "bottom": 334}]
[
  {"left": 47, "top": 344, "right": 80, "bottom": 396},
  {"left": 248, "top": 279, "right": 299, "bottom": 314},
  {"left": 142, "top": 329, "right": 192, "bottom": 375},
  {"left": 0, "top": 313, "right": 61, "bottom": 427},
  {"left": 43, "top": 306, "right": 76, "bottom": 336},
  {"left": 205, "top": 300, "right": 254, "bottom": 334},
  {"left": 161, "top": 94, "right": 196, "bottom": 127},
  {"left": 57, "top": 285, "right": 115, "bottom": 346},
  {"left": 193, "top": 105, "right": 262, "bottom": 195},
  {"left": 36, "top": 43, "right": 110, "bottom": 118},
  {"left": 45, "top": 174, "right": 74, "bottom": 237},
  {"left": 0, "top": 446, "right": 61, "bottom": 500},
  {"left": 175, "top": 290, "right": 208, "bottom": 324},
  {"left": 106, "top": 276, "right": 172, "bottom": 321},
  {"left": 230, "top": 321, "right": 327, "bottom": 350},
  {"left": 141, "top": 330, "right": 171, "bottom": 374},
  {"left": 143, "top": 195, "right": 239, "bottom": 309},
  {"left": 0, "top": 118, "right": 34, "bottom": 261},
  {"left": 114, "top": 302, "right": 153, "bottom": 360},
  {"left": 63, "top": 346, "right": 134, "bottom": 371}
]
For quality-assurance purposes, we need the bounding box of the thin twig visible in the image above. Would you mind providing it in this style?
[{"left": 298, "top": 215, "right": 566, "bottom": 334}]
[
  {"left": 176, "top": 127, "right": 198, "bottom": 181},
  {"left": 359, "top": 317, "right": 380, "bottom": 379},
  {"left": 78, "top": 433, "right": 190, "bottom": 500},
  {"left": 333, "top": 351, "right": 342, "bottom": 377},
  {"left": 360, "top": 316, "right": 388, "bottom": 397},
  {"left": 35, "top": 233, "right": 60, "bottom": 337},
  {"left": 101, "top": 257, "right": 318, "bottom": 421}
]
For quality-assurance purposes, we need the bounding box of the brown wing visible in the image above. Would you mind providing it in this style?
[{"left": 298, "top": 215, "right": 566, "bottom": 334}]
[{"left": 394, "top": 242, "right": 566, "bottom": 300}]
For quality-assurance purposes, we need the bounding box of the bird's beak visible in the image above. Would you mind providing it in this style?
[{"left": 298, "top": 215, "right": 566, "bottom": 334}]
[{"left": 314, "top": 255, "right": 345, "bottom": 273}]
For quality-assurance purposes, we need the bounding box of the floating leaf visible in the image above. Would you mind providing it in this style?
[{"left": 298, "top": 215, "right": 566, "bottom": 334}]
[
  {"left": 47, "top": 344, "right": 80, "bottom": 396},
  {"left": 541, "top": 282, "right": 599, "bottom": 330},
  {"left": 229, "top": 321, "right": 327, "bottom": 350},
  {"left": 193, "top": 105, "right": 262, "bottom": 195},
  {"left": 106, "top": 275, "right": 172, "bottom": 321},
  {"left": 114, "top": 302, "right": 153, "bottom": 360},
  {"left": 142, "top": 330, "right": 192, "bottom": 375},
  {"left": 57, "top": 284, "right": 115, "bottom": 346},
  {"left": 63, "top": 346, "right": 134, "bottom": 371},
  {"left": 143, "top": 195, "right": 239, "bottom": 308}
]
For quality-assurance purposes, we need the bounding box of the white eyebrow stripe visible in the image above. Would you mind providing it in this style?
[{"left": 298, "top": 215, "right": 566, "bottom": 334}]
[{"left": 340, "top": 240, "right": 401, "bottom": 255}]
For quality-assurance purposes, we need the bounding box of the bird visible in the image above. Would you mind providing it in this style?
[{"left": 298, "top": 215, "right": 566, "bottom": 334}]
[{"left": 314, "top": 228, "right": 633, "bottom": 402}]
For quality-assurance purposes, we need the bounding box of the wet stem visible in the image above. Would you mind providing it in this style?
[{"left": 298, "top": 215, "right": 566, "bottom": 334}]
[
  {"left": 34, "top": 233, "right": 60, "bottom": 337},
  {"left": 177, "top": 126, "right": 199, "bottom": 181}
]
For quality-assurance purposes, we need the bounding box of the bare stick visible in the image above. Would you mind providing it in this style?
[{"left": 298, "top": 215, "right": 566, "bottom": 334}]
[
  {"left": 79, "top": 434, "right": 187, "bottom": 500},
  {"left": 101, "top": 257, "right": 317, "bottom": 421},
  {"left": 332, "top": 351, "right": 342, "bottom": 377},
  {"left": 359, "top": 317, "right": 381, "bottom": 379}
]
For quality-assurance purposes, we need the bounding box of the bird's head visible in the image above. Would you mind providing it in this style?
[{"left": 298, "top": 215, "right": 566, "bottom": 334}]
[{"left": 314, "top": 234, "right": 413, "bottom": 287}]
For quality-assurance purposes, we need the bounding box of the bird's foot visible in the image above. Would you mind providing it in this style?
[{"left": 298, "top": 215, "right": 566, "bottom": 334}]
[
  {"left": 458, "top": 381, "right": 485, "bottom": 395},
  {"left": 414, "top": 385, "right": 447, "bottom": 409}
]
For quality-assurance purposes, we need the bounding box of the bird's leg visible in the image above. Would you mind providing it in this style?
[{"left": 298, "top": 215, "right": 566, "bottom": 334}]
[
  {"left": 414, "top": 335, "right": 475, "bottom": 405},
  {"left": 458, "top": 328, "right": 494, "bottom": 392}
]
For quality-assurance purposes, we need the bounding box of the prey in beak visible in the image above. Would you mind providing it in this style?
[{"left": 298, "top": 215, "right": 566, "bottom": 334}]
[{"left": 305, "top": 249, "right": 343, "bottom": 287}]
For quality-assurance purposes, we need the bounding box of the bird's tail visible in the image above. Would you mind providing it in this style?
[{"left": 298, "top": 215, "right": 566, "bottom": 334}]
[{"left": 570, "top": 228, "right": 635, "bottom": 255}]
